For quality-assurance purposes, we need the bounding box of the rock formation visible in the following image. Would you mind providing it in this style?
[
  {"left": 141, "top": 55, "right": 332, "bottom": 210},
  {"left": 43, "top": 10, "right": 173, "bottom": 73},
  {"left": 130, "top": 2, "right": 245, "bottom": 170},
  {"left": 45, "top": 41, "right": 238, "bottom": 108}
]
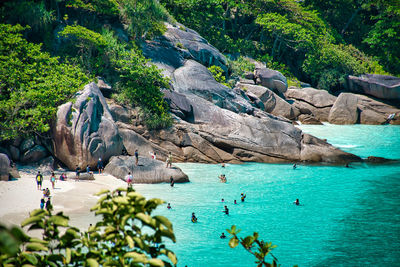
[
  {"left": 347, "top": 74, "right": 400, "bottom": 100},
  {"left": 104, "top": 156, "right": 189, "bottom": 183},
  {"left": 52, "top": 82, "right": 123, "bottom": 170}
]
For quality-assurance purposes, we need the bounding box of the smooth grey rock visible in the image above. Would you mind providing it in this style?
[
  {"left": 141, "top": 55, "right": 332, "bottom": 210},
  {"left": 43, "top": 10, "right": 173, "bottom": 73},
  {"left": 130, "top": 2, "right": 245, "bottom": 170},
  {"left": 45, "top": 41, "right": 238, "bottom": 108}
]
[
  {"left": 105, "top": 155, "right": 189, "bottom": 184},
  {"left": 300, "top": 134, "right": 362, "bottom": 163},
  {"left": 96, "top": 77, "right": 113, "bottom": 98},
  {"left": 20, "top": 138, "right": 35, "bottom": 153},
  {"left": 164, "top": 23, "right": 227, "bottom": 72},
  {"left": 0, "top": 153, "right": 10, "bottom": 181},
  {"left": 237, "top": 83, "right": 299, "bottom": 119},
  {"left": 20, "top": 145, "right": 48, "bottom": 163},
  {"left": 346, "top": 74, "right": 400, "bottom": 100},
  {"left": 162, "top": 89, "right": 193, "bottom": 120},
  {"left": 328, "top": 93, "right": 359, "bottom": 124},
  {"left": 52, "top": 82, "right": 123, "bottom": 170},
  {"left": 9, "top": 145, "right": 20, "bottom": 161},
  {"left": 298, "top": 114, "right": 323, "bottom": 125},
  {"left": 356, "top": 94, "right": 400, "bottom": 125},
  {"left": 173, "top": 60, "right": 254, "bottom": 114},
  {"left": 109, "top": 103, "right": 131, "bottom": 124},
  {"left": 254, "top": 68, "right": 288, "bottom": 93},
  {"left": 285, "top": 88, "right": 337, "bottom": 108}
]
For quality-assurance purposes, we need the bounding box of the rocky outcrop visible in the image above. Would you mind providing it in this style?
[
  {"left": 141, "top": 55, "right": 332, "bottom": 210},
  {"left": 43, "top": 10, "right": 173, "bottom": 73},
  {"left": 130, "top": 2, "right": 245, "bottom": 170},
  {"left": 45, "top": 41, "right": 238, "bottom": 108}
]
[
  {"left": 300, "top": 134, "right": 361, "bottom": 163},
  {"left": 20, "top": 145, "right": 48, "bottom": 163},
  {"left": 173, "top": 60, "right": 254, "bottom": 114},
  {"left": 236, "top": 82, "right": 299, "bottom": 119},
  {"left": 163, "top": 23, "right": 227, "bottom": 72},
  {"left": 327, "top": 92, "right": 400, "bottom": 125},
  {"left": 298, "top": 114, "right": 323, "bottom": 125},
  {"left": 52, "top": 82, "right": 123, "bottom": 170},
  {"left": 128, "top": 94, "right": 360, "bottom": 164},
  {"left": 0, "top": 153, "right": 19, "bottom": 180},
  {"left": 162, "top": 89, "right": 193, "bottom": 121},
  {"left": 254, "top": 68, "right": 288, "bottom": 94},
  {"left": 347, "top": 74, "right": 400, "bottom": 100},
  {"left": 104, "top": 155, "right": 189, "bottom": 184},
  {"left": 328, "top": 93, "right": 359, "bottom": 124},
  {"left": 285, "top": 88, "right": 337, "bottom": 122}
]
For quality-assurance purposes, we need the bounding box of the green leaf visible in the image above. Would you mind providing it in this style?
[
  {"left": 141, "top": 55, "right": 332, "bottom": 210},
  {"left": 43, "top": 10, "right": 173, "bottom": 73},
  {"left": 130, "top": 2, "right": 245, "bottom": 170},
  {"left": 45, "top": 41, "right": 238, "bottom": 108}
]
[
  {"left": 66, "top": 247, "right": 71, "bottom": 263},
  {"left": 124, "top": 252, "right": 148, "bottom": 263},
  {"left": 48, "top": 215, "right": 69, "bottom": 227},
  {"left": 167, "top": 251, "right": 177, "bottom": 265},
  {"left": 86, "top": 258, "right": 99, "bottom": 267},
  {"left": 112, "top": 196, "right": 129, "bottom": 205},
  {"left": 21, "top": 216, "right": 43, "bottom": 227},
  {"left": 25, "top": 242, "right": 48, "bottom": 252},
  {"left": 228, "top": 237, "right": 239, "bottom": 248},
  {"left": 136, "top": 213, "right": 152, "bottom": 225},
  {"left": 126, "top": 235, "right": 134, "bottom": 248},
  {"left": 21, "top": 252, "right": 38, "bottom": 265},
  {"left": 154, "top": 215, "right": 173, "bottom": 230},
  {"left": 148, "top": 258, "right": 165, "bottom": 266}
]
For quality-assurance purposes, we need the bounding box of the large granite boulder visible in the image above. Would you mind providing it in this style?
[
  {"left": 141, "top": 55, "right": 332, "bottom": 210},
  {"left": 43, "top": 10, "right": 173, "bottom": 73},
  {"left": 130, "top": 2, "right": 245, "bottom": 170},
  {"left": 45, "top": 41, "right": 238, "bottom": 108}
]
[
  {"left": 162, "top": 89, "right": 193, "bottom": 120},
  {"left": 0, "top": 153, "right": 19, "bottom": 180},
  {"left": 236, "top": 82, "right": 299, "bottom": 119},
  {"left": 328, "top": 93, "right": 359, "bottom": 124},
  {"left": 0, "top": 153, "right": 10, "bottom": 181},
  {"left": 52, "top": 82, "right": 123, "bottom": 170},
  {"left": 254, "top": 68, "right": 288, "bottom": 94},
  {"left": 300, "top": 134, "right": 361, "bottom": 163},
  {"left": 356, "top": 94, "right": 400, "bottom": 125},
  {"left": 104, "top": 155, "right": 189, "bottom": 184},
  {"left": 346, "top": 74, "right": 400, "bottom": 100},
  {"left": 173, "top": 60, "right": 254, "bottom": 114},
  {"left": 163, "top": 23, "right": 227, "bottom": 72},
  {"left": 285, "top": 88, "right": 337, "bottom": 122},
  {"left": 20, "top": 145, "right": 48, "bottom": 163}
]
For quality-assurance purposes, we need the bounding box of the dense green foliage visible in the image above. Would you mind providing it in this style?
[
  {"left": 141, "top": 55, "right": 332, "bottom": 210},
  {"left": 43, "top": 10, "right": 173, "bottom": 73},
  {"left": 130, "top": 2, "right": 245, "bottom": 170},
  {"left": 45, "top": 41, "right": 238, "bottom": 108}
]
[
  {"left": 0, "top": 0, "right": 173, "bottom": 139},
  {"left": 0, "top": 188, "right": 177, "bottom": 266},
  {"left": 160, "top": 0, "right": 396, "bottom": 91},
  {"left": 0, "top": 24, "right": 89, "bottom": 140}
]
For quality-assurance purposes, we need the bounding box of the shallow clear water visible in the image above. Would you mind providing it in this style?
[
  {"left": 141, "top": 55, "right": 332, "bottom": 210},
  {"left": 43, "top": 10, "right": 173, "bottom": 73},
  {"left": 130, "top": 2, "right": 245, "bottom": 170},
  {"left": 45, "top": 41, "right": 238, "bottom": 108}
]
[{"left": 135, "top": 124, "right": 400, "bottom": 267}]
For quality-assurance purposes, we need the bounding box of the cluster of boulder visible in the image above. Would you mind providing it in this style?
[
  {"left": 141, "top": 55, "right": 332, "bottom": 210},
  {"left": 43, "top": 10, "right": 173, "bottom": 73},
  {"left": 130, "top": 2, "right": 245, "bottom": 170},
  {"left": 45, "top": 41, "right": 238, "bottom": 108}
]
[{"left": 1, "top": 22, "right": 398, "bottom": 182}]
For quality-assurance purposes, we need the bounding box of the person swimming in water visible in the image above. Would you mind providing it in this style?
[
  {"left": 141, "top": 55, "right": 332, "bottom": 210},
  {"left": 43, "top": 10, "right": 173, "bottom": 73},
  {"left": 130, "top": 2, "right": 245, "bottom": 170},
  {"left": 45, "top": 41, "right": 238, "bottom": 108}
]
[
  {"left": 191, "top": 212, "right": 198, "bottom": 223},
  {"left": 241, "top": 193, "right": 246, "bottom": 202},
  {"left": 221, "top": 163, "right": 225, "bottom": 168},
  {"left": 224, "top": 205, "right": 229, "bottom": 215},
  {"left": 294, "top": 199, "right": 300, "bottom": 205},
  {"left": 293, "top": 163, "right": 297, "bottom": 170},
  {"left": 234, "top": 200, "right": 237, "bottom": 204},
  {"left": 167, "top": 203, "right": 171, "bottom": 209},
  {"left": 221, "top": 198, "right": 225, "bottom": 202},
  {"left": 220, "top": 232, "right": 226, "bottom": 239}
]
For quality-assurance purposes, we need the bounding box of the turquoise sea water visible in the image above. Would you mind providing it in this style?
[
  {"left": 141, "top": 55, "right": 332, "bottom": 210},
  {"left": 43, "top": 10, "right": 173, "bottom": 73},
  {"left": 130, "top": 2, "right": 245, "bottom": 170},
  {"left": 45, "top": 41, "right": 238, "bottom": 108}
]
[{"left": 135, "top": 124, "right": 400, "bottom": 267}]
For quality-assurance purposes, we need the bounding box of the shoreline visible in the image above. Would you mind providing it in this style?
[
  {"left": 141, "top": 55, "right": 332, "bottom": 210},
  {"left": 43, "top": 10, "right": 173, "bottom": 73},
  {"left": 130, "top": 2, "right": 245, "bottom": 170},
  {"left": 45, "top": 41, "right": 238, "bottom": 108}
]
[{"left": 0, "top": 168, "right": 126, "bottom": 231}]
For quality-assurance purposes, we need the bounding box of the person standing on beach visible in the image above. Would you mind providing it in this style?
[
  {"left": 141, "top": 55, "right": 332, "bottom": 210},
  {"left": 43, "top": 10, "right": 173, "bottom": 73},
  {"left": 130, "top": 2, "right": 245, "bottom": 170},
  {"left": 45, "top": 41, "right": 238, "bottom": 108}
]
[
  {"left": 134, "top": 149, "right": 139, "bottom": 166},
  {"left": 50, "top": 172, "right": 56, "bottom": 189},
  {"left": 97, "top": 158, "right": 103, "bottom": 174},
  {"left": 40, "top": 198, "right": 45, "bottom": 209},
  {"left": 125, "top": 172, "right": 133, "bottom": 187},
  {"left": 75, "top": 165, "right": 81, "bottom": 181},
  {"left": 36, "top": 171, "right": 43, "bottom": 190},
  {"left": 166, "top": 152, "right": 172, "bottom": 168}
]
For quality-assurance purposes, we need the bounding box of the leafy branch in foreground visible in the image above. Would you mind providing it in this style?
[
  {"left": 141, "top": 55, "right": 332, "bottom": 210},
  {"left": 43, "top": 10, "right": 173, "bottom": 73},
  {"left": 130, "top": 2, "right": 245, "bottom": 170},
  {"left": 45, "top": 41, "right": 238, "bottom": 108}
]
[
  {"left": 227, "top": 225, "right": 295, "bottom": 267},
  {"left": 0, "top": 187, "right": 177, "bottom": 266}
]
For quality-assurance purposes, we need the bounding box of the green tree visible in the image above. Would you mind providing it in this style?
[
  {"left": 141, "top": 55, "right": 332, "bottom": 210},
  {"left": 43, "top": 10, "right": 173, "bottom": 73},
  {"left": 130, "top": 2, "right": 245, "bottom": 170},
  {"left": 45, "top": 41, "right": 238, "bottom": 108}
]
[
  {"left": 0, "top": 24, "right": 89, "bottom": 141},
  {"left": 0, "top": 187, "right": 177, "bottom": 266}
]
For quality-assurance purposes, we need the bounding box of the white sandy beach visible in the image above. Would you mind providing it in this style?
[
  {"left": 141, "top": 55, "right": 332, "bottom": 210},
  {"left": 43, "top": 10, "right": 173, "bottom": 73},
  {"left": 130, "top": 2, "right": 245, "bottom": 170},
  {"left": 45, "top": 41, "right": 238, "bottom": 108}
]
[{"left": 0, "top": 168, "right": 127, "bottom": 231}]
